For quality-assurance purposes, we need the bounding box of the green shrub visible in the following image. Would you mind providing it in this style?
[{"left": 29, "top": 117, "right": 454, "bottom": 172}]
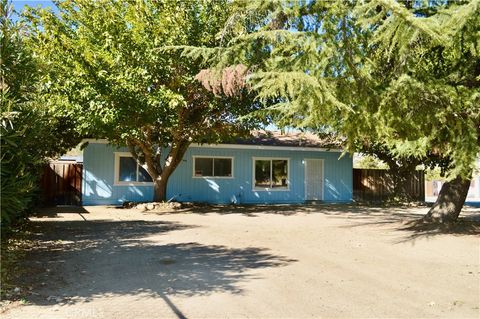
[
  {"left": 1, "top": 1, "right": 80, "bottom": 232},
  {"left": 1, "top": 120, "right": 37, "bottom": 229}
]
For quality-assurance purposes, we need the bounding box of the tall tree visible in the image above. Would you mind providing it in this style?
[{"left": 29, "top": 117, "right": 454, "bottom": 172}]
[
  {"left": 1, "top": 0, "right": 79, "bottom": 229},
  {"left": 355, "top": 0, "right": 479, "bottom": 222},
  {"left": 25, "top": 0, "right": 261, "bottom": 201},
  {"left": 184, "top": 0, "right": 479, "bottom": 222}
]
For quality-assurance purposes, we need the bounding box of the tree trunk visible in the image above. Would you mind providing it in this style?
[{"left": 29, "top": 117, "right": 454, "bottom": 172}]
[
  {"left": 150, "top": 142, "right": 189, "bottom": 202},
  {"left": 423, "top": 175, "right": 471, "bottom": 223},
  {"left": 153, "top": 176, "right": 169, "bottom": 202},
  {"left": 128, "top": 134, "right": 190, "bottom": 203}
]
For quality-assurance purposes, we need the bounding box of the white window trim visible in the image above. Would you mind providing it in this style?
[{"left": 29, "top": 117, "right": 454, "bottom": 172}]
[
  {"left": 114, "top": 152, "right": 154, "bottom": 186},
  {"left": 252, "top": 157, "right": 290, "bottom": 191},
  {"left": 192, "top": 156, "right": 234, "bottom": 179},
  {"left": 304, "top": 158, "right": 324, "bottom": 201}
]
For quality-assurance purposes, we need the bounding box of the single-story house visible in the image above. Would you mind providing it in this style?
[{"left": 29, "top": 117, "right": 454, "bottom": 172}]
[{"left": 82, "top": 131, "right": 353, "bottom": 205}]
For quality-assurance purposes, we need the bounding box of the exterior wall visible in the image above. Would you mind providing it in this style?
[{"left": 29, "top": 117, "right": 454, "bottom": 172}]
[{"left": 82, "top": 142, "right": 353, "bottom": 205}]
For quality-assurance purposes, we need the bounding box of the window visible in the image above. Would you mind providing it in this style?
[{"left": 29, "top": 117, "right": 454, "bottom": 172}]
[
  {"left": 193, "top": 157, "right": 233, "bottom": 178},
  {"left": 254, "top": 158, "right": 289, "bottom": 190},
  {"left": 114, "top": 152, "right": 153, "bottom": 185}
]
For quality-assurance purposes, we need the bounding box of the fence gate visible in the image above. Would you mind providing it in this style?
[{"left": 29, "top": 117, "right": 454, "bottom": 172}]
[{"left": 40, "top": 162, "right": 83, "bottom": 206}]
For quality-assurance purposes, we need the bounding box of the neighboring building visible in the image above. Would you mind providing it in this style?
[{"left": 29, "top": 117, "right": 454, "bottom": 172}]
[{"left": 82, "top": 131, "right": 353, "bottom": 205}]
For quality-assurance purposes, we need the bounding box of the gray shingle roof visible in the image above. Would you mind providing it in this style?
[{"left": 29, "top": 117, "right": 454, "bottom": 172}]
[{"left": 229, "top": 130, "right": 344, "bottom": 149}]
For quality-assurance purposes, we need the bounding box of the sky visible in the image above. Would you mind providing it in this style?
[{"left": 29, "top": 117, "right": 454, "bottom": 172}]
[{"left": 12, "top": 0, "right": 56, "bottom": 12}]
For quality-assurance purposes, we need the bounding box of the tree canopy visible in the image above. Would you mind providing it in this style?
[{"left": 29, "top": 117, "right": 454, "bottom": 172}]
[
  {"left": 9, "top": 0, "right": 479, "bottom": 221},
  {"left": 1, "top": 0, "right": 79, "bottom": 229},
  {"left": 183, "top": 0, "right": 480, "bottom": 221},
  {"left": 25, "top": 0, "right": 262, "bottom": 201}
]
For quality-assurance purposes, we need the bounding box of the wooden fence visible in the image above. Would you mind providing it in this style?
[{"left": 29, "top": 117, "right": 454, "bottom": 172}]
[
  {"left": 353, "top": 168, "right": 425, "bottom": 202},
  {"left": 39, "top": 162, "right": 82, "bottom": 206}
]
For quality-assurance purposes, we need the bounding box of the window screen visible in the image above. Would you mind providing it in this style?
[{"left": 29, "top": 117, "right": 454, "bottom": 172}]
[
  {"left": 194, "top": 157, "right": 232, "bottom": 177},
  {"left": 194, "top": 158, "right": 213, "bottom": 176},
  {"left": 254, "top": 159, "right": 288, "bottom": 189},
  {"left": 213, "top": 158, "right": 232, "bottom": 177},
  {"left": 118, "top": 156, "right": 153, "bottom": 183},
  {"left": 138, "top": 166, "right": 153, "bottom": 182},
  {"left": 119, "top": 157, "right": 137, "bottom": 182},
  {"left": 254, "top": 160, "right": 271, "bottom": 188},
  {"left": 272, "top": 160, "right": 288, "bottom": 188}
]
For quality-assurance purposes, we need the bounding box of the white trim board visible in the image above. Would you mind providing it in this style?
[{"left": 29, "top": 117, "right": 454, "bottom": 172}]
[
  {"left": 83, "top": 139, "right": 109, "bottom": 144},
  {"left": 83, "top": 139, "right": 343, "bottom": 152},
  {"left": 191, "top": 143, "right": 342, "bottom": 152}
]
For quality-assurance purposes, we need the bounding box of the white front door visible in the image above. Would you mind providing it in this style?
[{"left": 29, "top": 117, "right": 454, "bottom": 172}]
[{"left": 305, "top": 159, "right": 324, "bottom": 200}]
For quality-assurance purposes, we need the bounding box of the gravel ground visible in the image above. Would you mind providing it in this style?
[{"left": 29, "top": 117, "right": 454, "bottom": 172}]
[{"left": 2, "top": 204, "right": 479, "bottom": 318}]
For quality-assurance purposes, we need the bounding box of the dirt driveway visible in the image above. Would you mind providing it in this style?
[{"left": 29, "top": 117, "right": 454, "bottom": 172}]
[{"left": 3, "top": 205, "right": 479, "bottom": 318}]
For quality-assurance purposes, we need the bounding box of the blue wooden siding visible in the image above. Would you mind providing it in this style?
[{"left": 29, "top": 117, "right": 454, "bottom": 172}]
[{"left": 82, "top": 142, "right": 352, "bottom": 205}]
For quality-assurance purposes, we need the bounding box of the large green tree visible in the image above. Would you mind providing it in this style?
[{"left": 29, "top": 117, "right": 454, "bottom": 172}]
[
  {"left": 25, "top": 0, "right": 261, "bottom": 201},
  {"left": 1, "top": 0, "right": 79, "bottom": 229},
  {"left": 185, "top": 0, "right": 479, "bottom": 222}
]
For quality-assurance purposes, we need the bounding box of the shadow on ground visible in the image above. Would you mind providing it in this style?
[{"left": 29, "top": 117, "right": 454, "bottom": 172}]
[
  {"left": 32, "top": 206, "right": 90, "bottom": 219},
  {"left": 18, "top": 218, "right": 296, "bottom": 315},
  {"left": 318, "top": 205, "right": 480, "bottom": 241},
  {"left": 14, "top": 204, "right": 479, "bottom": 317},
  {"left": 155, "top": 203, "right": 425, "bottom": 217},
  {"left": 394, "top": 218, "right": 480, "bottom": 243},
  {"left": 158, "top": 203, "right": 480, "bottom": 241}
]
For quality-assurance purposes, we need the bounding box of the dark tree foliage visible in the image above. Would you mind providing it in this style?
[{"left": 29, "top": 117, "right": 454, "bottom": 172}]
[
  {"left": 183, "top": 0, "right": 480, "bottom": 222},
  {"left": 25, "top": 0, "right": 262, "bottom": 201},
  {"left": 1, "top": 0, "right": 80, "bottom": 230}
]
